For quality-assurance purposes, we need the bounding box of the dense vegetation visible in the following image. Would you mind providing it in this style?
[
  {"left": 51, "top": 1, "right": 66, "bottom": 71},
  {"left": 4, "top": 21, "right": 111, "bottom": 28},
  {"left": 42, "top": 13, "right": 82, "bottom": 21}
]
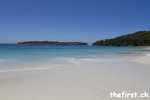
[
  {"left": 93, "top": 31, "right": 150, "bottom": 46},
  {"left": 18, "top": 41, "right": 88, "bottom": 45}
]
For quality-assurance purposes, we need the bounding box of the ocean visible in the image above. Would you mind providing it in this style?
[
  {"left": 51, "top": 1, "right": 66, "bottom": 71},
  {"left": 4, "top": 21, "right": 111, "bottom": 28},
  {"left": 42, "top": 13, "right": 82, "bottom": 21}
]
[
  {"left": 0, "top": 44, "right": 147, "bottom": 59},
  {"left": 0, "top": 44, "right": 148, "bottom": 73}
]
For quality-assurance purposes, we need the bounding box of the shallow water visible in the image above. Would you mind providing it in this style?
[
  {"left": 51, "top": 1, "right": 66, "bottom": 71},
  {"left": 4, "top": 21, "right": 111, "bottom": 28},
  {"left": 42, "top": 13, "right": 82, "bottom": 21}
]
[
  {"left": 0, "top": 45, "right": 149, "bottom": 76},
  {"left": 0, "top": 45, "right": 147, "bottom": 73}
]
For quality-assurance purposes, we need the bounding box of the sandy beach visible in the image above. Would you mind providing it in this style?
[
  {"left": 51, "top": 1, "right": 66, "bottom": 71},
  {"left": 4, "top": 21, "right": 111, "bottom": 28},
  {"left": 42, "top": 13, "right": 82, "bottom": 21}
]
[
  {"left": 1, "top": 0, "right": 150, "bottom": 99},
  {"left": 132, "top": 54, "right": 150, "bottom": 66},
  {"left": 0, "top": 55, "right": 150, "bottom": 100}
]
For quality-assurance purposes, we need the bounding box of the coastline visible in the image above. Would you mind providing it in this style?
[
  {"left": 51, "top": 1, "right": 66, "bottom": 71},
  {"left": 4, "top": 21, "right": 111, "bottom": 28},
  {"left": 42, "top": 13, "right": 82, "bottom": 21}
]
[
  {"left": 1, "top": 0, "right": 150, "bottom": 99},
  {"left": 0, "top": 53, "right": 150, "bottom": 100},
  {"left": 132, "top": 54, "right": 150, "bottom": 66},
  {"left": 0, "top": 45, "right": 149, "bottom": 100}
]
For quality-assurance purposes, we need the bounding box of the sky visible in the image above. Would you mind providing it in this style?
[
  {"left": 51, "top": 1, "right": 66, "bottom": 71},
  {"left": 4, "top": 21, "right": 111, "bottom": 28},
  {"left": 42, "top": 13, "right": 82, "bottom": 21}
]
[{"left": 0, "top": 0, "right": 150, "bottom": 43}]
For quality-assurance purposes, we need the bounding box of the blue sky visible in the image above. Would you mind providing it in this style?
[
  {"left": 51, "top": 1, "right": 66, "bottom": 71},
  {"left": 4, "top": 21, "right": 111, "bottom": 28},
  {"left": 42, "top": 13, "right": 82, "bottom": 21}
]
[{"left": 0, "top": 0, "right": 150, "bottom": 43}]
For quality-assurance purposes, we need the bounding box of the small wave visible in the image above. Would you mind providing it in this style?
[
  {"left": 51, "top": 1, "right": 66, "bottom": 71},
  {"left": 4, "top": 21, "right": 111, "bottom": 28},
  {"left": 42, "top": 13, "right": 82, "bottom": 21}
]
[
  {"left": 58, "top": 57, "right": 118, "bottom": 64},
  {"left": 0, "top": 67, "right": 50, "bottom": 73},
  {"left": 65, "top": 58, "right": 82, "bottom": 64},
  {"left": 80, "top": 58, "right": 95, "bottom": 61}
]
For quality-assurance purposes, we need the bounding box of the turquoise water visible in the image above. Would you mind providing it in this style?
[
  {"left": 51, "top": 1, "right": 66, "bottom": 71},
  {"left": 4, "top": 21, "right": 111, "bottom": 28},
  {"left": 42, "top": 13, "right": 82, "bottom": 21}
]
[
  {"left": 0, "top": 44, "right": 149, "bottom": 73},
  {"left": 0, "top": 44, "right": 149, "bottom": 60}
]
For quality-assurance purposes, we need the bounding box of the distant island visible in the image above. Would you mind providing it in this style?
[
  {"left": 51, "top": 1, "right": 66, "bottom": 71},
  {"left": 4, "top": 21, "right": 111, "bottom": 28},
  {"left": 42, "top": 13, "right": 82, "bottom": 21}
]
[
  {"left": 93, "top": 31, "right": 150, "bottom": 46},
  {"left": 18, "top": 41, "right": 88, "bottom": 45},
  {"left": 18, "top": 31, "right": 150, "bottom": 46}
]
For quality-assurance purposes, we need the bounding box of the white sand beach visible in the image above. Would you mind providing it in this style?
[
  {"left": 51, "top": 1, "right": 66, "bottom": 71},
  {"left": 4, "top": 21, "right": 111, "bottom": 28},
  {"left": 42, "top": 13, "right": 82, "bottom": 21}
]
[
  {"left": 0, "top": 56, "right": 150, "bottom": 100},
  {"left": 132, "top": 54, "right": 150, "bottom": 66}
]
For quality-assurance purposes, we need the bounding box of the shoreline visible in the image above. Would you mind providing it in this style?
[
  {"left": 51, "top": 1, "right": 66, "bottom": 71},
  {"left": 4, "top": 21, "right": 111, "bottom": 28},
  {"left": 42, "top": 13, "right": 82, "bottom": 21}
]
[
  {"left": 0, "top": 47, "right": 150, "bottom": 100},
  {"left": 131, "top": 53, "right": 150, "bottom": 66},
  {"left": 0, "top": 56, "right": 150, "bottom": 100}
]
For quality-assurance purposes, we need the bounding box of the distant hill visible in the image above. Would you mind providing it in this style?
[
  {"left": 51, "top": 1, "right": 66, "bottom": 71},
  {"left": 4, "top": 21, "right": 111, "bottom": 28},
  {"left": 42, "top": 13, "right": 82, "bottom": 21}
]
[
  {"left": 93, "top": 31, "right": 150, "bottom": 46},
  {"left": 18, "top": 41, "right": 88, "bottom": 45}
]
